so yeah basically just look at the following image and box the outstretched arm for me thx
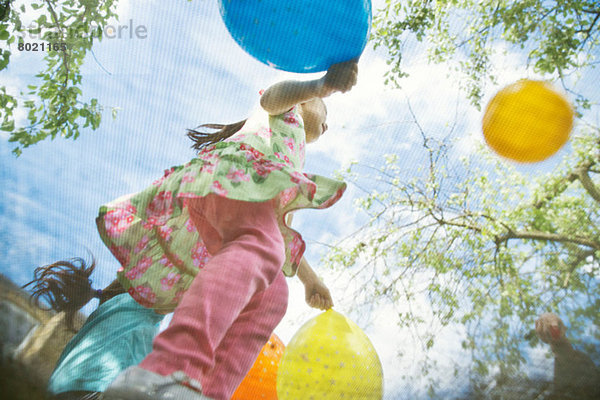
[297,256,334,310]
[260,60,358,115]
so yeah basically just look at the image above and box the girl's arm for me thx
[297,256,334,310]
[260,60,358,115]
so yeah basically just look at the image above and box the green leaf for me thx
[1,119,14,131]
[36,14,47,25]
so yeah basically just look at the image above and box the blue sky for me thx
[2,0,599,398]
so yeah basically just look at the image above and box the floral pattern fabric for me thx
[97,107,346,312]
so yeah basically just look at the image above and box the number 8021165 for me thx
[18,42,67,52]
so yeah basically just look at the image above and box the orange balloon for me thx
[231,334,285,400]
[482,79,573,163]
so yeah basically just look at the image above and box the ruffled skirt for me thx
[97,144,345,312]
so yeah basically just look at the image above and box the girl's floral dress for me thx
[97,106,346,312]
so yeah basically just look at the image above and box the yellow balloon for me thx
[276,310,384,400]
[482,79,573,163]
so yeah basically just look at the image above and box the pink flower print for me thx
[104,209,135,238]
[200,162,215,174]
[142,220,154,230]
[122,202,137,214]
[283,112,300,127]
[110,245,130,267]
[199,144,217,155]
[198,147,218,161]
[185,219,197,233]
[127,287,137,298]
[290,171,306,184]
[178,192,199,200]
[279,187,298,207]
[228,133,246,142]
[191,242,210,268]
[181,171,196,183]
[289,235,305,264]
[146,217,158,226]
[160,272,181,291]
[134,235,150,254]
[252,161,270,178]
[152,176,166,187]
[211,181,228,196]
[307,182,317,199]
[165,167,176,176]
[226,167,250,183]
[137,256,153,273]
[146,191,174,224]
[128,287,149,307]
[252,159,282,177]
[157,225,173,241]
[250,147,264,160]
[131,285,156,307]
[283,137,295,152]
[159,253,182,269]
[256,127,272,139]
[255,166,269,177]
[125,267,141,281]
[241,145,264,162]
[153,167,176,186]
[159,255,175,268]
[125,256,153,280]
[124,264,144,280]
[274,152,293,166]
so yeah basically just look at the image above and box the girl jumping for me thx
[100,60,358,400]
[23,259,164,400]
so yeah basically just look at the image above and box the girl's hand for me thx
[319,60,359,98]
[304,279,334,310]
[296,257,334,310]
[260,60,358,115]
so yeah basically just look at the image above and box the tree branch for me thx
[575,163,600,204]
[44,0,70,88]
[496,230,600,250]
[534,159,599,209]
[431,214,483,234]
[577,11,600,49]
[561,248,596,288]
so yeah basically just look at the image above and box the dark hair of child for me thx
[23,258,126,331]
[187,120,247,151]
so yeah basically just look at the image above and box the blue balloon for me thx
[219,0,372,73]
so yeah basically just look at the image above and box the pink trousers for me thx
[140,194,289,400]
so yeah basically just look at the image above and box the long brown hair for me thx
[187,119,247,151]
[22,258,125,331]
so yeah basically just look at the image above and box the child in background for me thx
[98,60,358,400]
[535,313,600,399]
[24,259,164,400]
